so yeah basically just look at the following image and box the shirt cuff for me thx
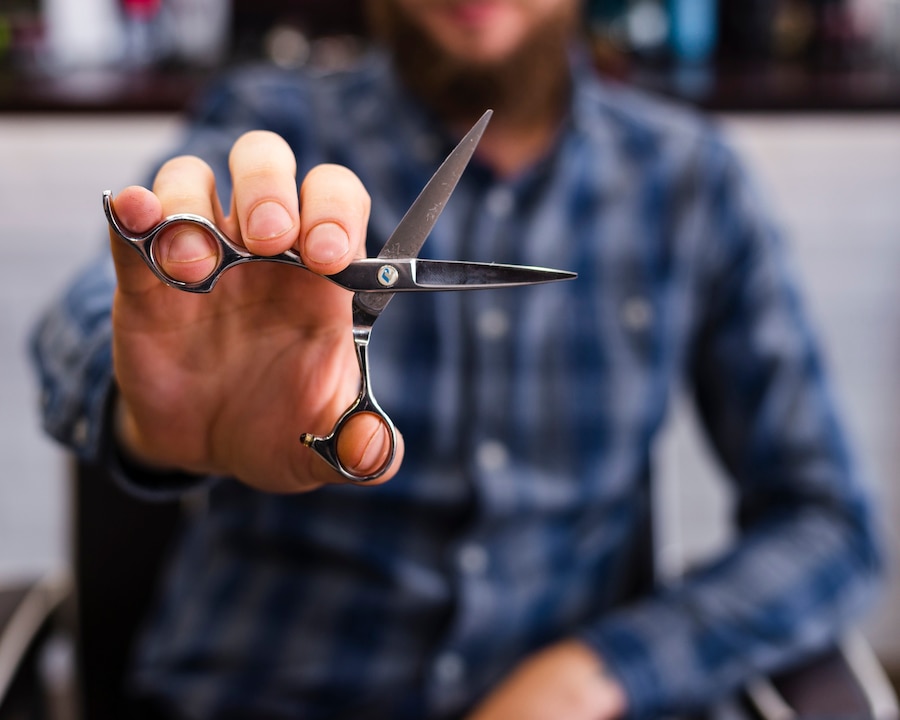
[33,317,117,462]
[578,621,662,720]
[99,386,220,501]
[576,595,699,720]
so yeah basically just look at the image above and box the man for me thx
[31,0,881,717]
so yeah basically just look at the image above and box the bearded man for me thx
[31,0,880,718]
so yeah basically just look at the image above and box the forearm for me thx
[580,501,881,719]
[579,139,878,718]
[31,252,117,461]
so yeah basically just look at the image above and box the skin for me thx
[368,0,577,174]
[110,141,402,491]
[108,0,627,715]
[389,0,559,64]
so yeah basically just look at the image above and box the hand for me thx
[108,130,403,492]
[466,641,627,720]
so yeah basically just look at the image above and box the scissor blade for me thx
[328,258,576,292]
[411,259,576,290]
[377,109,492,261]
[356,110,492,318]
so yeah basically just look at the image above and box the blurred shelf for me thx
[3,62,900,114]
[623,63,900,112]
[0,67,212,113]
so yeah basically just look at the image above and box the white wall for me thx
[0,115,182,579]
[1,112,898,663]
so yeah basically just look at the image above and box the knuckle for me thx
[153,157,216,207]
[156,155,214,184]
[301,164,370,220]
[230,131,296,176]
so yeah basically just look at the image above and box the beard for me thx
[365,0,578,130]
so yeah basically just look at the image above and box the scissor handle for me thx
[300,326,397,482]
[102,190,305,293]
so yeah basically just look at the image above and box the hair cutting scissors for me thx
[103,110,576,482]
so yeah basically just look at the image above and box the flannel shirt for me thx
[30,49,881,719]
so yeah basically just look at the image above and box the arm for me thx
[577,145,883,718]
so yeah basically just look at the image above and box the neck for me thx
[437,60,571,177]
[457,97,567,177]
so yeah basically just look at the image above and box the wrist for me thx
[111,391,175,473]
[101,388,213,498]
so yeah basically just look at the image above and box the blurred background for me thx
[1,0,899,698]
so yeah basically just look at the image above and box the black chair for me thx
[0,458,182,720]
[1,458,897,720]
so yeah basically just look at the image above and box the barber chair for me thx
[0,458,181,720]
[1,458,897,720]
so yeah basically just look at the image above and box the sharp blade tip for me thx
[539,270,577,284]
[466,110,493,143]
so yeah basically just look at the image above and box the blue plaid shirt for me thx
[31,50,881,719]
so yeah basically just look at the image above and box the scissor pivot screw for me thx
[377,264,399,288]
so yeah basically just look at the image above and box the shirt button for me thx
[486,186,514,218]
[477,308,510,341]
[457,543,489,575]
[476,440,509,473]
[71,416,89,447]
[621,296,654,331]
[433,652,466,685]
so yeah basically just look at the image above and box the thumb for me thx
[107,185,167,295]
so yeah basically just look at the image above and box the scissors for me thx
[103,110,576,482]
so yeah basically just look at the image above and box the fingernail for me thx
[354,426,390,476]
[306,222,350,265]
[247,201,294,241]
[165,228,216,264]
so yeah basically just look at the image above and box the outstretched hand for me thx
[108,130,403,492]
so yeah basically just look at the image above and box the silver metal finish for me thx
[104,110,577,481]
[299,304,397,482]
[102,193,308,294]
[356,109,493,318]
[327,258,575,292]
[102,201,574,295]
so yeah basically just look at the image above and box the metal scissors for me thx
[103,110,576,482]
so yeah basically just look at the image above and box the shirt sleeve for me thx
[28,247,216,499]
[578,142,883,719]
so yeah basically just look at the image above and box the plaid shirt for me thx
[31,50,881,719]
